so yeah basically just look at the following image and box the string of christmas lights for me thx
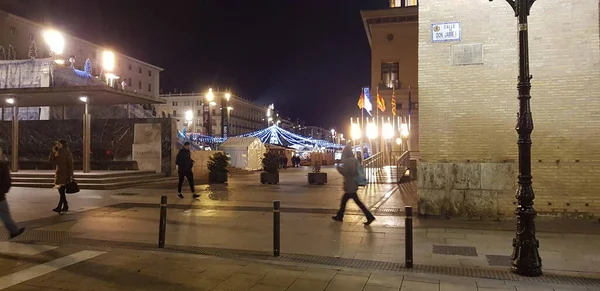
[182,125,343,149]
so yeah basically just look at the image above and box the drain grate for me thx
[486,255,512,267]
[5,230,600,287]
[433,245,478,257]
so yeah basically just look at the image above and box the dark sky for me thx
[5,0,388,130]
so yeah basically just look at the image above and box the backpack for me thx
[355,163,368,187]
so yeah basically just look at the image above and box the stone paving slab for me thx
[0,246,595,291]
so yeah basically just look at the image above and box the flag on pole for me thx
[376,88,386,112]
[391,87,397,116]
[357,91,364,109]
[408,86,412,116]
[362,87,373,116]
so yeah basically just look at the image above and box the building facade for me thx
[361,0,419,152]
[0,9,162,98]
[417,0,600,219]
[157,92,268,137]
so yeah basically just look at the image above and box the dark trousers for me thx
[177,170,195,193]
[57,186,67,206]
[336,192,374,220]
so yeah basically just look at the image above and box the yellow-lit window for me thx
[406,0,417,6]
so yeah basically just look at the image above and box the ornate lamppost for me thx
[490,0,542,276]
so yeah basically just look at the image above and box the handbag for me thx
[65,179,80,194]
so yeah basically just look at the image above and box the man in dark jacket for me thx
[0,147,25,238]
[175,142,199,199]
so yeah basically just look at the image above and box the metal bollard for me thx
[273,200,280,257]
[405,206,413,268]
[158,195,167,248]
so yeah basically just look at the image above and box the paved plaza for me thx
[0,167,598,290]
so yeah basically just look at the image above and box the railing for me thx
[396,151,411,184]
[362,152,384,184]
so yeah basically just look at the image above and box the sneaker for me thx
[177,193,184,199]
[331,216,343,222]
[10,228,25,239]
[364,217,376,226]
[192,194,200,199]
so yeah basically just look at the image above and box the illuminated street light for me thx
[400,124,409,137]
[227,106,233,111]
[396,137,401,145]
[382,123,394,140]
[79,96,88,103]
[351,123,362,140]
[225,93,231,101]
[5,98,15,105]
[366,123,378,140]
[185,110,193,122]
[206,88,214,102]
[102,51,115,72]
[43,29,64,56]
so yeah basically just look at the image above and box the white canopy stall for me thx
[219,137,266,171]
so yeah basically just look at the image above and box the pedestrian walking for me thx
[49,140,74,214]
[176,142,199,199]
[0,147,25,239]
[282,155,288,170]
[332,145,375,225]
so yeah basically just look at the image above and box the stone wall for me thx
[418,0,600,219]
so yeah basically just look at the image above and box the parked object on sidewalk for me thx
[273,200,280,257]
[308,162,327,185]
[260,152,280,184]
[49,140,74,214]
[207,152,229,184]
[176,142,199,199]
[0,147,25,239]
[158,195,167,248]
[332,145,375,225]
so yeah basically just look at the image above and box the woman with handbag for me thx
[49,140,74,214]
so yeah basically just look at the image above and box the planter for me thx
[209,172,228,184]
[260,172,279,184]
[308,172,327,185]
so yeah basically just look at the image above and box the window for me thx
[212,109,216,115]
[138,81,142,89]
[197,110,201,116]
[138,67,142,74]
[9,26,17,36]
[381,62,400,89]
[127,78,132,86]
[148,70,152,77]
[173,110,177,116]
[172,101,178,106]
[391,0,417,7]
[128,64,132,70]
[148,83,152,92]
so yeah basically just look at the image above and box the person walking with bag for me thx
[332,145,375,226]
[176,142,199,199]
[0,147,25,238]
[49,140,74,214]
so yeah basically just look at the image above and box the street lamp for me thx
[102,50,119,86]
[5,98,15,105]
[350,123,362,141]
[490,0,542,277]
[366,122,378,140]
[205,88,215,136]
[42,29,64,57]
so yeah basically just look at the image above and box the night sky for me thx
[5,0,389,130]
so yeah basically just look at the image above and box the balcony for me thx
[378,80,400,90]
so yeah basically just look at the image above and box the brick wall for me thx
[417,0,600,219]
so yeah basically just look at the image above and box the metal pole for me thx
[83,103,91,173]
[127,104,131,119]
[273,200,280,257]
[405,206,413,268]
[491,0,542,277]
[11,106,18,172]
[158,195,167,248]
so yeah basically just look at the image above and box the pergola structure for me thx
[0,86,165,173]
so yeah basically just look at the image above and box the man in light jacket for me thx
[332,145,375,225]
